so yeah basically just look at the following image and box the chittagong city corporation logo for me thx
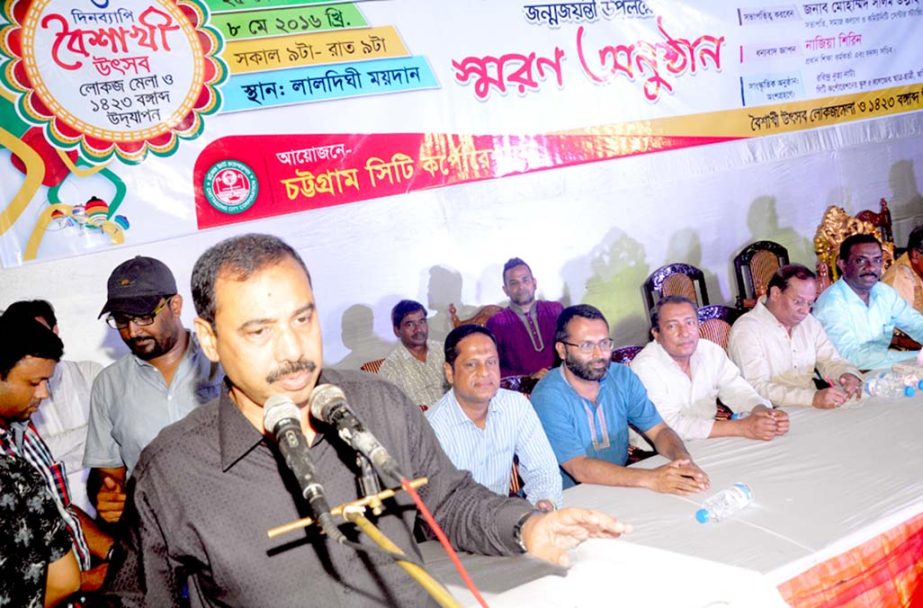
[204,160,259,214]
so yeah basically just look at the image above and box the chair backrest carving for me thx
[611,345,643,364]
[856,198,893,245]
[642,263,710,320]
[814,205,894,287]
[448,303,504,328]
[697,305,739,352]
[359,359,384,374]
[733,240,789,309]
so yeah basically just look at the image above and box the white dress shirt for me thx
[631,339,769,440]
[728,299,860,407]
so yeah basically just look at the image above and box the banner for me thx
[1,0,922,266]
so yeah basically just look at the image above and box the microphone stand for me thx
[356,454,383,516]
[266,477,463,608]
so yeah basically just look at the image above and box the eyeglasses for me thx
[560,338,615,353]
[106,298,170,329]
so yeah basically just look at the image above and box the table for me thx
[424,394,923,606]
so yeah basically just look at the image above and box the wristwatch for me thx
[512,510,539,553]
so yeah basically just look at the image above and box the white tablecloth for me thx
[423,394,923,606]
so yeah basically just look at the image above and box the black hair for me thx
[502,257,532,283]
[767,264,817,295]
[907,225,923,253]
[554,304,608,343]
[444,324,498,367]
[0,316,63,380]
[650,295,697,331]
[1,299,57,329]
[391,300,426,329]
[192,234,311,327]
[838,233,881,261]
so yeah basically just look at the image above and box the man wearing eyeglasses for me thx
[729,264,862,409]
[632,296,787,441]
[84,256,223,525]
[531,304,710,494]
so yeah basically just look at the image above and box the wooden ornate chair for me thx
[814,205,895,291]
[448,303,503,327]
[500,375,538,395]
[856,198,894,246]
[611,345,644,364]
[642,263,710,320]
[697,305,740,353]
[359,358,384,374]
[733,241,789,309]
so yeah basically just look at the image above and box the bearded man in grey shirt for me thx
[101,234,628,607]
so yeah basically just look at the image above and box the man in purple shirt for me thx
[487,258,564,379]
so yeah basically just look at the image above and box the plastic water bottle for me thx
[863,371,915,398]
[892,363,923,392]
[695,482,753,524]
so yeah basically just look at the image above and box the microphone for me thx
[309,384,406,484]
[263,395,342,541]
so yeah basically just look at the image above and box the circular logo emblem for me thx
[204,160,258,214]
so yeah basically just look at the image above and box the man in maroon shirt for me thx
[487,258,564,379]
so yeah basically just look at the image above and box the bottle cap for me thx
[904,386,915,397]
[695,508,709,524]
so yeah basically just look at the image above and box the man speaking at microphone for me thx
[102,234,628,607]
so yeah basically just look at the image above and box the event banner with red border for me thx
[193,130,735,228]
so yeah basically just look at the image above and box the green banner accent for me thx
[206,0,347,12]
[210,4,366,41]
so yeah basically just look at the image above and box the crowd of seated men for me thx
[4,228,923,605]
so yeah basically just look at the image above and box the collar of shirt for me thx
[510,303,537,323]
[393,340,437,363]
[557,363,616,397]
[217,371,335,472]
[128,329,198,372]
[834,278,886,306]
[441,388,509,428]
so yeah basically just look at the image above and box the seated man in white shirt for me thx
[631,295,789,441]
[729,264,862,409]
[427,325,562,510]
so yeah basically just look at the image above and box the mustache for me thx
[266,359,317,384]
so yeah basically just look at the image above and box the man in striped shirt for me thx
[0,316,115,595]
[427,324,562,509]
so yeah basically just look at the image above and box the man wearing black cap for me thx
[83,256,223,525]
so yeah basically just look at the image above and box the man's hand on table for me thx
[645,458,709,495]
[521,507,631,567]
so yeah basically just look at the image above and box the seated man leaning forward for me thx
[531,304,710,495]
[379,299,445,408]
[631,296,789,441]
[729,264,862,409]
[813,233,923,370]
[427,324,563,510]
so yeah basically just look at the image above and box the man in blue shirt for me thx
[531,304,709,493]
[813,234,923,370]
